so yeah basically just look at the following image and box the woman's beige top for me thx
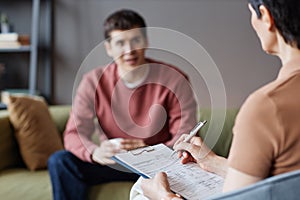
[229,57,300,178]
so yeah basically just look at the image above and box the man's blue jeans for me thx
[48,150,139,200]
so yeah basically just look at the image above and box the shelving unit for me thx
[0,0,53,102]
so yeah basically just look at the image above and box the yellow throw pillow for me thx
[7,95,63,171]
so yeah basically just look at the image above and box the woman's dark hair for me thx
[248,0,263,18]
[248,0,300,49]
[104,9,147,40]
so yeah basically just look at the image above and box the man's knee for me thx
[48,150,72,169]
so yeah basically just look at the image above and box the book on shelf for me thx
[0,33,30,49]
[0,33,18,42]
[0,41,21,49]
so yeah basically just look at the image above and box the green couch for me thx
[0,105,239,200]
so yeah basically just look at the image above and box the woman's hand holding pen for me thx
[173,134,228,178]
[173,134,210,165]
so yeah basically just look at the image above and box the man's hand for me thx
[91,140,119,165]
[91,138,146,165]
[141,172,182,200]
[119,139,146,151]
[173,135,228,177]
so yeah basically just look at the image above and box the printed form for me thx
[113,144,224,200]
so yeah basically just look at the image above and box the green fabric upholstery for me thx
[49,105,71,134]
[0,105,238,200]
[0,168,134,200]
[0,106,71,200]
[0,169,52,200]
[0,105,139,200]
[199,108,239,158]
[89,182,134,200]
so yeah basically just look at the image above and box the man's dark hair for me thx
[104,9,147,40]
[248,0,300,49]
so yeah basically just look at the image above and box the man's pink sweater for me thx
[64,59,197,162]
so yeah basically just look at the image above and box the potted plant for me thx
[0,13,10,33]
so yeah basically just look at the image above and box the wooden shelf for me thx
[0,45,31,52]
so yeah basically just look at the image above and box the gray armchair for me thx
[209,169,300,200]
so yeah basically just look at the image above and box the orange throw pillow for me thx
[7,95,63,171]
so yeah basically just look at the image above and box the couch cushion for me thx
[89,182,135,200]
[0,169,52,200]
[0,168,135,200]
[6,96,64,171]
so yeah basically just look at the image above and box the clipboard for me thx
[112,146,155,178]
[112,143,223,200]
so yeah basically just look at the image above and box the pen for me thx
[170,120,207,158]
[183,120,207,143]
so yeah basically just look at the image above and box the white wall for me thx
[54,0,281,107]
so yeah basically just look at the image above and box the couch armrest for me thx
[0,110,23,171]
